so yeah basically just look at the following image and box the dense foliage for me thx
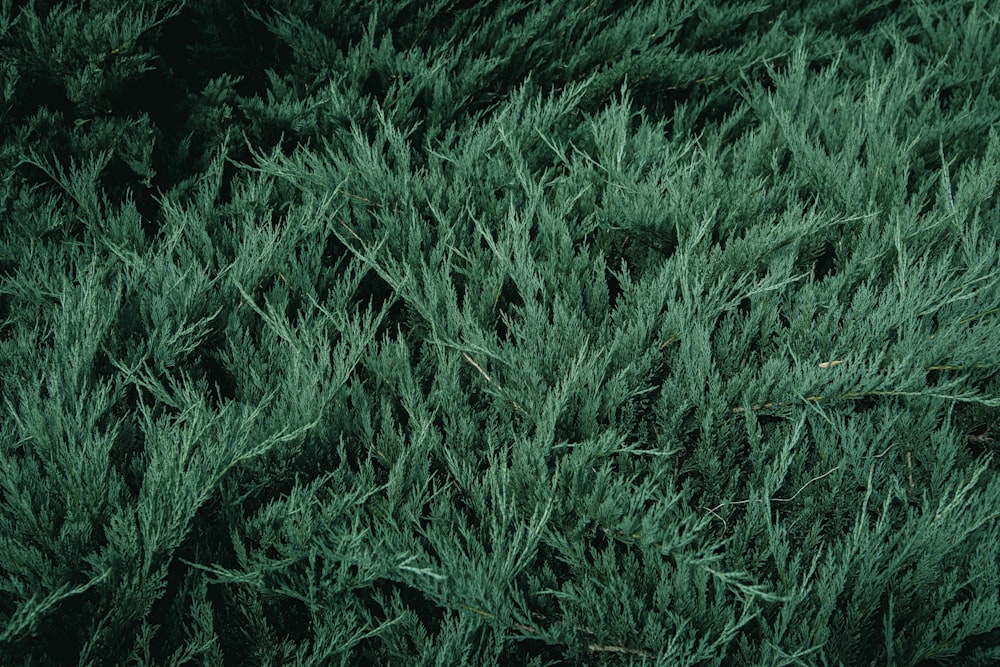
[2,0,999,664]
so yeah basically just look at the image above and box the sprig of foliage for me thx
[1,0,999,664]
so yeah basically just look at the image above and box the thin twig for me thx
[907,451,914,493]
[338,217,363,242]
[704,444,895,526]
[588,643,656,659]
[462,352,491,382]
[462,352,527,415]
[722,358,998,413]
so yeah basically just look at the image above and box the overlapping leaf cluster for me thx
[1,1,999,664]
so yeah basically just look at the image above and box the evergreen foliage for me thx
[1,0,999,664]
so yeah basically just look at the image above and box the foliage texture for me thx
[1,0,1000,664]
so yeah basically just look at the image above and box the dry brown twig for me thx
[703,443,896,529]
[729,358,996,414]
[462,352,527,415]
[588,643,656,659]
